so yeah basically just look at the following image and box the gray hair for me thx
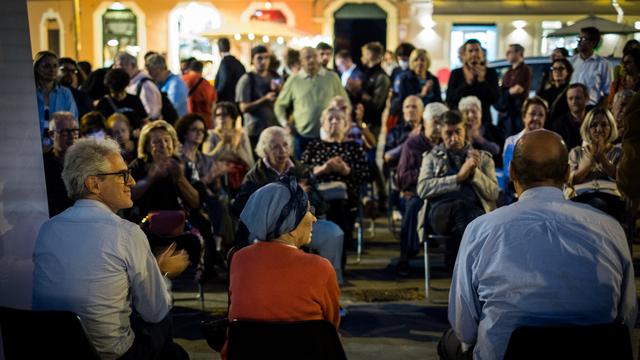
[458,95,482,111]
[49,111,77,130]
[61,138,121,200]
[145,54,167,71]
[255,126,292,158]
[423,102,448,126]
[137,120,180,161]
[114,52,137,68]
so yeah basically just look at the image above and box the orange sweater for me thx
[221,242,340,359]
[228,241,340,327]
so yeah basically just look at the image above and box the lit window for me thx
[541,21,564,56]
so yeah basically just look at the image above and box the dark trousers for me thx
[400,195,423,259]
[437,328,473,360]
[118,314,189,360]
[572,191,624,222]
[326,199,357,269]
[429,199,484,269]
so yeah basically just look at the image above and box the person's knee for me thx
[312,220,344,245]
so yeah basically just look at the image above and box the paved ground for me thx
[170,217,640,359]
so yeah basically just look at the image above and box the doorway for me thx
[333,3,387,67]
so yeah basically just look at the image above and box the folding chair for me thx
[0,306,101,360]
[504,322,632,360]
[227,319,347,360]
[421,204,451,302]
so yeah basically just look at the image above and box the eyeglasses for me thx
[95,169,132,183]
[53,128,80,136]
[59,66,78,74]
[551,66,566,72]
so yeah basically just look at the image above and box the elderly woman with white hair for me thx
[221,177,340,359]
[567,108,624,220]
[395,102,448,275]
[301,107,369,255]
[232,126,345,284]
[459,95,504,167]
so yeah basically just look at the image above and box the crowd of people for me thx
[30,25,640,360]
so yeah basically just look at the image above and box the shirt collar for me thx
[262,157,294,176]
[74,199,114,212]
[518,186,564,202]
[300,68,325,79]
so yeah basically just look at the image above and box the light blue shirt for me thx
[36,83,78,135]
[569,53,612,106]
[500,130,525,189]
[160,73,189,117]
[449,187,637,360]
[340,64,356,87]
[32,200,172,359]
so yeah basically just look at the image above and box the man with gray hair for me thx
[396,102,448,275]
[33,138,189,360]
[114,51,163,120]
[441,129,636,360]
[145,53,189,117]
[275,46,348,157]
[43,111,79,217]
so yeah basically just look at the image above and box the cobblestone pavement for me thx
[171,218,640,359]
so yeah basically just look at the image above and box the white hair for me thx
[423,102,448,125]
[48,111,77,130]
[61,138,121,200]
[255,126,292,158]
[458,96,482,111]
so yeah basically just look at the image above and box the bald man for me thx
[440,129,637,360]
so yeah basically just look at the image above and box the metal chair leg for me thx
[424,239,430,302]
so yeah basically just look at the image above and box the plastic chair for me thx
[0,306,101,360]
[504,322,632,360]
[227,319,347,360]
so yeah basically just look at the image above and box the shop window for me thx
[450,24,497,69]
[541,21,566,56]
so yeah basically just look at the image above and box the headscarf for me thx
[240,176,309,242]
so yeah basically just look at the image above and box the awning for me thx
[547,16,640,37]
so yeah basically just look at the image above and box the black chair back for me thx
[0,306,101,360]
[227,319,347,360]
[504,322,633,360]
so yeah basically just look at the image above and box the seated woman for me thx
[459,95,504,168]
[175,113,233,250]
[106,113,137,163]
[568,108,624,221]
[203,101,254,197]
[223,177,340,358]
[502,96,549,195]
[128,120,211,271]
[301,107,369,252]
[233,126,345,284]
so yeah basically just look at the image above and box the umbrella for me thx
[547,15,640,37]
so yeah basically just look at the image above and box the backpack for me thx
[136,77,178,124]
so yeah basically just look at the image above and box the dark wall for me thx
[334,18,387,68]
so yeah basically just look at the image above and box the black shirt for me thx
[96,94,148,130]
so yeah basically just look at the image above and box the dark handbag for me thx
[201,317,229,352]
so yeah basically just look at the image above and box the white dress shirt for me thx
[570,53,612,105]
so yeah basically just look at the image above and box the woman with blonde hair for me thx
[396,48,442,108]
[567,108,623,220]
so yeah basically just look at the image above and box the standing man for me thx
[274,47,348,157]
[499,44,532,137]
[236,45,281,150]
[441,129,636,360]
[43,112,79,217]
[360,42,391,138]
[446,39,499,127]
[335,49,365,105]
[145,53,189,117]
[570,26,612,107]
[215,37,246,103]
[183,60,217,128]
[316,42,334,71]
[33,138,190,360]
[114,52,162,120]
[417,110,498,270]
